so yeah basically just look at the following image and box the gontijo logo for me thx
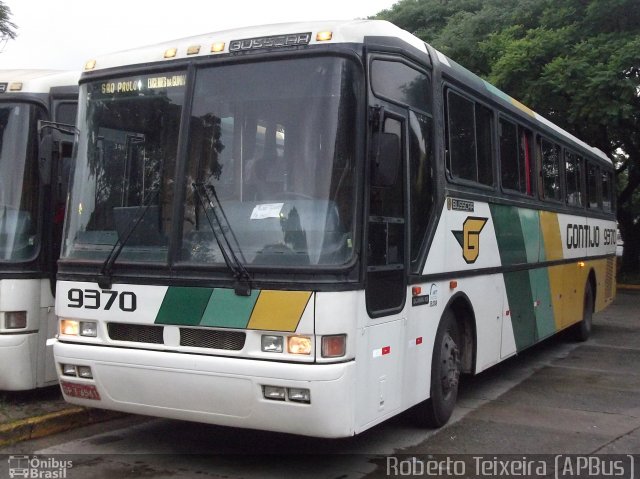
[452,217,488,264]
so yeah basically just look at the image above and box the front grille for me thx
[108,323,164,344]
[180,328,246,351]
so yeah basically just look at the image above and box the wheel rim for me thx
[440,330,461,400]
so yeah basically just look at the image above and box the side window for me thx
[602,170,613,212]
[500,119,533,195]
[446,90,493,186]
[539,137,561,201]
[55,102,77,126]
[370,60,431,115]
[586,162,599,209]
[409,110,433,269]
[565,150,583,207]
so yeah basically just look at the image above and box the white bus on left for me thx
[0,70,78,390]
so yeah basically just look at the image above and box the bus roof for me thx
[81,19,610,164]
[0,69,80,94]
[82,20,428,71]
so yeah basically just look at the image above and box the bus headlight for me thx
[287,336,312,355]
[5,311,27,329]
[60,319,97,337]
[79,322,98,337]
[261,335,283,353]
[60,319,79,336]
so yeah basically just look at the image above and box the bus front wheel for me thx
[573,281,594,342]
[417,309,461,428]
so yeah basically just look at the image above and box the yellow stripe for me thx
[539,211,563,261]
[247,290,312,332]
[511,98,536,118]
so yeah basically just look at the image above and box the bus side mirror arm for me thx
[38,133,53,186]
[37,120,78,186]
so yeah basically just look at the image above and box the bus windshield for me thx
[0,103,42,262]
[63,56,360,269]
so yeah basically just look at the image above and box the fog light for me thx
[80,321,97,337]
[261,335,283,353]
[287,336,312,355]
[287,388,311,403]
[62,364,77,377]
[321,334,346,358]
[77,366,93,379]
[263,385,286,401]
[60,319,79,336]
[5,311,27,329]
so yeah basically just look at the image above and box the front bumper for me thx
[53,339,357,438]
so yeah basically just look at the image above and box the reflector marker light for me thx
[9,82,23,91]
[164,48,178,58]
[316,31,333,41]
[187,45,201,55]
[84,59,97,71]
[373,346,391,357]
[211,42,225,53]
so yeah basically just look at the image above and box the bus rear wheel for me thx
[416,309,461,428]
[573,281,594,342]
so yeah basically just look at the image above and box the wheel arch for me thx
[442,291,477,374]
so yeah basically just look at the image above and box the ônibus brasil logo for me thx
[8,455,72,479]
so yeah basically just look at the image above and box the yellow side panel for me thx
[247,290,312,332]
[561,264,588,328]
[539,211,564,261]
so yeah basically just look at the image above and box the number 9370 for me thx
[67,288,137,312]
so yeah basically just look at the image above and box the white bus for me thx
[53,21,616,437]
[0,70,78,390]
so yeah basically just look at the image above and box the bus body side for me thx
[0,70,78,390]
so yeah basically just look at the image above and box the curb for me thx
[0,407,126,447]
[617,284,640,291]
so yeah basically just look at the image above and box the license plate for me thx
[60,381,101,400]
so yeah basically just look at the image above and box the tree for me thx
[0,1,17,51]
[375,0,640,274]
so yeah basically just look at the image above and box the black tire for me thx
[415,309,462,428]
[573,281,594,342]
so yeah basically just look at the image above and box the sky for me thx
[1,0,397,70]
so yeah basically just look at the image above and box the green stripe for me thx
[155,287,213,326]
[503,270,537,350]
[200,288,259,329]
[530,268,556,339]
[490,204,528,265]
[518,209,540,263]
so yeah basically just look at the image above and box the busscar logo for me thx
[452,217,488,264]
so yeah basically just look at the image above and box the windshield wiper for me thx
[97,189,159,290]
[192,182,252,296]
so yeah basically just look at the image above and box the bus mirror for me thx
[39,132,53,185]
[371,132,400,187]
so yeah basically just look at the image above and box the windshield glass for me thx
[181,57,359,267]
[62,57,360,270]
[0,103,43,262]
[63,71,187,262]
